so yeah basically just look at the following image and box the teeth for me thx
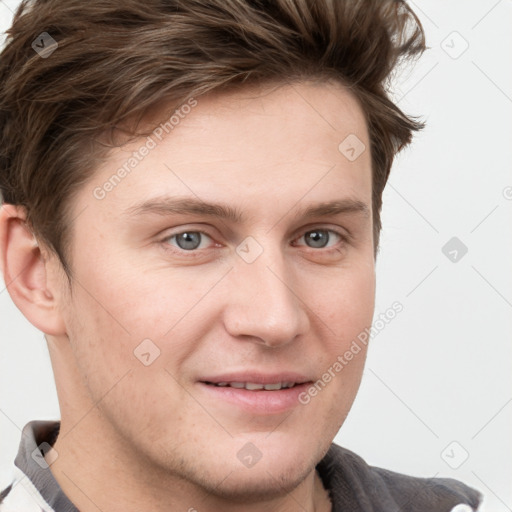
[245,382,265,390]
[212,381,297,390]
[263,382,282,390]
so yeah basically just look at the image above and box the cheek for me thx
[63,255,221,387]
[62,269,195,437]
[303,258,375,398]
[310,258,375,340]
[305,267,374,437]
[63,284,135,397]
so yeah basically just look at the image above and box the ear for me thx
[0,203,67,335]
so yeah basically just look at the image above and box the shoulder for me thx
[317,443,483,512]
[0,476,49,511]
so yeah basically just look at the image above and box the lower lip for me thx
[197,382,311,414]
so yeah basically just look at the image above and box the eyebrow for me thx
[124,195,370,223]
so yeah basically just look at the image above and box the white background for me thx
[0,0,511,510]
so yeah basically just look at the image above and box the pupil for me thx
[306,230,328,248]
[177,232,201,250]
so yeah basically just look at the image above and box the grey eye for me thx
[174,232,202,250]
[304,230,330,248]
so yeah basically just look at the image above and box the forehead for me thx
[159,80,368,163]
[80,81,371,226]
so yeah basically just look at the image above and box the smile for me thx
[204,381,298,390]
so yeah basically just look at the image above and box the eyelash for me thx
[159,227,348,256]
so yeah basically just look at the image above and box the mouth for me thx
[197,375,313,414]
[202,381,301,391]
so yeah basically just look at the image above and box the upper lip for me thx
[199,372,313,385]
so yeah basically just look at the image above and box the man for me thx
[0,0,483,510]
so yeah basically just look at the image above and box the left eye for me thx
[295,229,342,249]
[165,231,213,251]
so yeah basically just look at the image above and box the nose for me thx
[222,242,310,348]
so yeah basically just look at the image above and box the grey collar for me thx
[14,420,79,512]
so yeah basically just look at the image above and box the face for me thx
[53,81,375,499]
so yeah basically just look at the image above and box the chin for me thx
[224,437,321,497]
[156,437,318,503]
[150,426,326,501]
[201,457,315,503]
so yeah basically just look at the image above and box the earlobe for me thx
[0,203,67,335]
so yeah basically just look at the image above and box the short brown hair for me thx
[0,0,425,276]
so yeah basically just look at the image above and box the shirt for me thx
[0,420,483,511]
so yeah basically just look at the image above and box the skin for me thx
[0,80,375,512]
